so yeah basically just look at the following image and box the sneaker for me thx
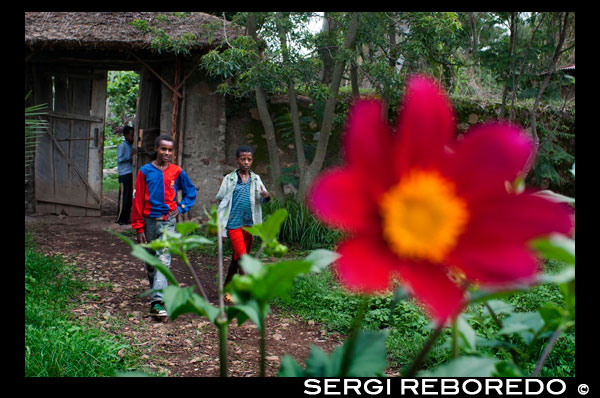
[150,302,168,317]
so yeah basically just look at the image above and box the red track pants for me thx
[225,228,253,285]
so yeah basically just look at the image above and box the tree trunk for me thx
[298,12,360,200]
[499,13,517,120]
[528,12,570,172]
[247,13,285,199]
[275,13,307,197]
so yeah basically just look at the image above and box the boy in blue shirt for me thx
[116,126,134,225]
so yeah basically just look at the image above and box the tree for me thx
[529,12,573,160]
[202,12,360,201]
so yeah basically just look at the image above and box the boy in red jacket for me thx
[131,134,196,317]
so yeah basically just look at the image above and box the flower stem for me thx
[217,211,225,316]
[217,315,228,377]
[339,297,368,377]
[451,320,459,359]
[532,325,564,377]
[259,309,266,377]
[404,325,444,377]
[181,253,209,302]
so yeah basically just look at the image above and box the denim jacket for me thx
[215,170,269,238]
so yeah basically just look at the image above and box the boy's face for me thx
[156,140,175,164]
[236,152,253,171]
[124,131,134,143]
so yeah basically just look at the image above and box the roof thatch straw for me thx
[25,12,243,53]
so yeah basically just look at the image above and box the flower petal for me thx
[334,237,399,293]
[446,123,534,202]
[395,260,466,325]
[344,100,393,168]
[459,190,574,246]
[395,75,455,174]
[343,99,397,197]
[448,243,540,287]
[308,167,379,234]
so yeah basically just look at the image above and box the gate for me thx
[34,67,107,216]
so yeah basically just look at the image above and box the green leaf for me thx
[485,299,514,315]
[538,303,564,330]
[530,235,575,265]
[182,235,213,251]
[253,259,312,302]
[418,356,499,377]
[111,231,179,286]
[175,221,200,236]
[304,345,333,376]
[239,254,264,276]
[278,355,307,377]
[457,315,476,349]
[261,208,288,241]
[244,209,288,243]
[162,285,219,322]
[499,312,544,344]
[304,249,341,273]
[334,330,388,377]
[286,331,387,377]
[227,301,263,329]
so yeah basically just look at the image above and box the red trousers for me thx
[228,228,253,260]
[225,228,253,284]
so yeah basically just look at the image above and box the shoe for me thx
[150,302,168,317]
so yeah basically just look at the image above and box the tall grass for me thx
[263,196,342,250]
[25,232,138,377]
[273,259,575,376]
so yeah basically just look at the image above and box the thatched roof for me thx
[25,12,242,53]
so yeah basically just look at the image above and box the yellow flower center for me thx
[379,170,469,263]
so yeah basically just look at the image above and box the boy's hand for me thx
[137,232,147,244]
[260,185,270,199]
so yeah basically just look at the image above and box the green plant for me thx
[25,91,48,184]
[264,197,342,250]
[114,208,340,377]
[25,232,140,376]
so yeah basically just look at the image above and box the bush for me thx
[264,196,342,250]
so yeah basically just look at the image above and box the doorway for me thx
[102,70,141,218]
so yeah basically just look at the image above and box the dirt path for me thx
[25,193,344,377]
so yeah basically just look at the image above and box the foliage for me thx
[129,13,199,55]
[106,71,140,129]
[263,196,342,250]
[113,209,340,377]
[25,91,48,184]
[25,233,140,376]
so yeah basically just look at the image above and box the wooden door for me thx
[34,67,107,216]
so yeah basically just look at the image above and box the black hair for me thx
[235,145,254,158]
[154,134,174,148]
[122,125,133,135]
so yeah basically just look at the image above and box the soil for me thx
[24,191,346,377]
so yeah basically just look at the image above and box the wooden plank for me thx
[70,76,92,210]
[47,111,103,123]
[88,70,107,214]
[36,196,104,210]
[131,52,182,99]
[32,65,57,214]
[44,126,101,206]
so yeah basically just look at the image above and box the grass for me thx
[272,255,575,376]
[25,232,143,377]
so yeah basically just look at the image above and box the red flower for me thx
[308,75,574,325]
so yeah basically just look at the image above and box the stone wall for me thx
[160,63,228,219]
